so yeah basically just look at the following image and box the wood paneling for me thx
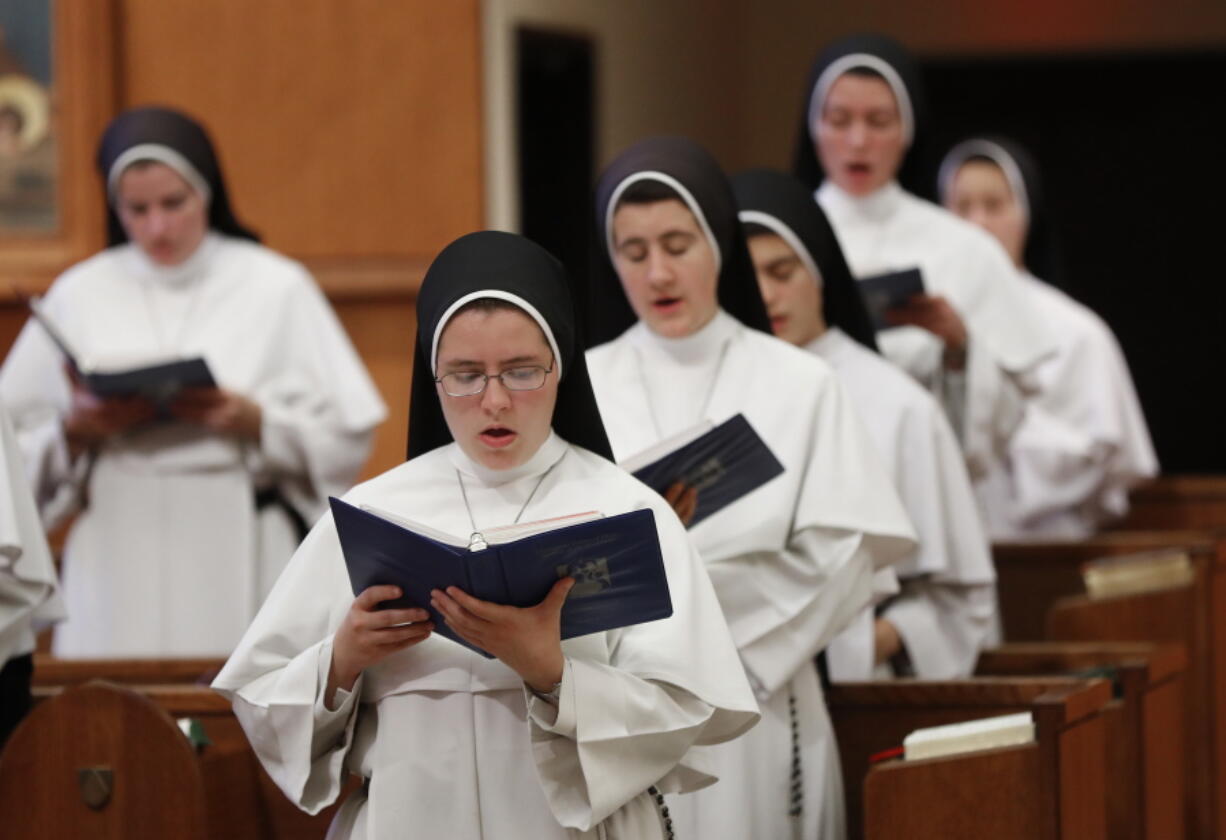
[117,0,483,262]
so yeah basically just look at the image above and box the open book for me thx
[903,712,1035,761]
[329,497,674,657]
[620,413,784,529]
[1081,549,1194,600]
[26,295,215,402]
[857,267,926,330]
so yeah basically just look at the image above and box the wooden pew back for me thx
[1119,476,1226,531]
[994,531,1225,839]
[976,642,1186,840]
[864,744,1043,840]
[828,677,1110,840]
[0,682,211,840]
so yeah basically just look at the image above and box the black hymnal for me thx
[330,497,674,658]
[621,413,785,528]
[858,267,926,330]
[26,295,215,402]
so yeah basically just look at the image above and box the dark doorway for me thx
[517,28,596,284]
[919,50,1226,472]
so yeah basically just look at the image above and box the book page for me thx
[482,511,604,544]
[359,503,468,548]
[618,419,714,474]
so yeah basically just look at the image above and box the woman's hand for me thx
[63,374,156,458]
[663,481,699,527]
[431,577,575,692]
[168,386,262,441]
[873,617,903,665]
[886,294,969,370]
[328,585,434,707]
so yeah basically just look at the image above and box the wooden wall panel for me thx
[334,296,416,478]
[116,0,483,263]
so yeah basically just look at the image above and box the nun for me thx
[212,230,759,838]
[0,106,386,657]
[1,403,64,747]
[584,136,916,840]
[938,137,1158,538]
[794,35,1056,493]
[732,168,997,680]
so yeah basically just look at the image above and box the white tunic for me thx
[0,233,386,657]
[1,405,64,667]
[975,273,1158,539]
[816,181,1055,483]
[586,311,916,840]
[212,433,760,839]
[812,329,997,680]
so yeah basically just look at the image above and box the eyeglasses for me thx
[435,360,555,397]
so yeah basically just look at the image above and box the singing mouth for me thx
[847,162,872,176]
[479,426,517,448]
[653,296,682,310]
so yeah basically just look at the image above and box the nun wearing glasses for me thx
[214,230,759,839]
[0,106,385,657]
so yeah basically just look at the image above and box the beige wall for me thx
[482,0,743,230]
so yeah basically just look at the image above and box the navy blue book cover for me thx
[85,358,217,402]
[330,498,674,658]
[26,296,215,401]
[630,413,784,528]
[858,267,926,330]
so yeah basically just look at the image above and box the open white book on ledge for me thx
[903,712,1035,761]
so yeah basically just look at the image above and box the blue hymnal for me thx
[329,498,674,658]
[623,413,785,529]
[26,295,216,402]
[858,267,926,330]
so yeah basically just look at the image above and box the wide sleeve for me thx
[708,376,916,698]
[243,267,387,520]
[0,408,65,665]
[211,513,359,814]
[882,578,999,678]
[525,506,760,831]
[0,290,88,530]
[1001,314,1158,530]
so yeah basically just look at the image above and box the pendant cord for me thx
[455,451,566,546]
[635,336,732,440]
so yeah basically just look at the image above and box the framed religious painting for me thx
[0,0,116,298]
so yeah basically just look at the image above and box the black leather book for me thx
[26,296,215,401]
[858,267,926,330]
[623,413,785,528]
[330,498,674,658]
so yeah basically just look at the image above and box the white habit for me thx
[0,233,386,657]
[813,328,997,680]
[816,181,1055,485]
[975,273,1158,539]
[586,311,916,840]
[1,405,64,669]
[212,433,760,839]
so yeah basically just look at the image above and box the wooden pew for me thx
[828,677,1110,840]
[994,531,1226,839]
[3,674,345,839]
[1118,476,1226,531]
[975,642,1185,840]
[30,654,224,688]
[863,743,1043,839]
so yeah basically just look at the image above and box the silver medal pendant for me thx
[467,532,489,552]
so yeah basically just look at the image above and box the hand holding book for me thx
[431,577,575,692]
